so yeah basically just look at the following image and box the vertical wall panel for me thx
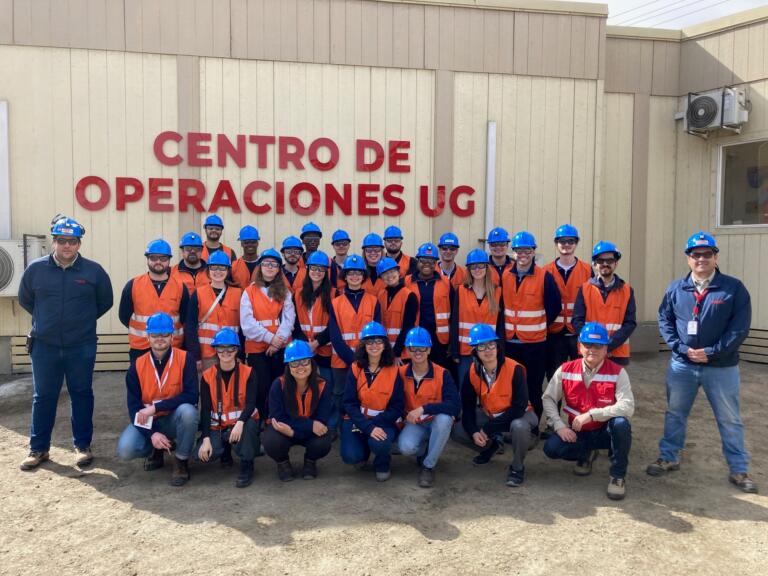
[0,0,13,43]
[407,4,424,70]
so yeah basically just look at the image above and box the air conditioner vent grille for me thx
[0,247,15,291]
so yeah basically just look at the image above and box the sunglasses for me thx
[418,258,437,265]
[468,264,487,271]
[283,249,302,256]
[595,258,616,265]
[408,346,428,354]
[688,251,714,260]
[55,238,80,246]
[289,358,312,368]
[581,343,605,350]
[333,241,350,247]
[557,239,577,245]
[364,338,386,347]
[439,246,458,252]
[147,255,170,263]
[476,341,497,352]
[216,346,238,354]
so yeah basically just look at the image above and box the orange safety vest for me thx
[361,275,385,297]
[581,281,632,358]
[351,364,398,418]
[231,258,257,289]
[295,293,332,358]
[456,285,501,356]
[468,357,522,418]
[202,362,258,429]
[399,363,445,421]
[405,275,451,345]
[278,376,327,418]
[396,253,413,277]
[330,260,346,292]
[128,274,185,350]
[285,266,307,294]
[378,285,418,359]
[502,266,548,343]
[136,348,187,417]
[243,284,286,354]
[560,358,621,432]
[543,259,592,334]
[196,285,242,359]
[438,263,467,288]
[330,292,378,368]
[171,264,210,296]
[488,258,513,287]
[201,244,235,262]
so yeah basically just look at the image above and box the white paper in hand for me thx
[134,413,153,430]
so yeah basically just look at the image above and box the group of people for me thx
[16,214,758,500]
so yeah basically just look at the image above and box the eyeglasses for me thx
[147,255,170,263]
[289,358,312,368]
[182,247,201,253]
[557,239,577,245]
[476,341,497,352]
[364,248,383,254]
[408,346,428,354]
[468,264,487,271]
[595,258,616,266]
[260,261,280,269]
[332,241,350,247]
[307,265,327,273]
[345,270,364,277]
[216,346,238,354]
[283,249,302,256]
[439,246,458,252]
[55,238,80,246]
[364,338,385,347]
[303,234,321,240]
[688,251,714,260]
[514,248,534,256]
[208,265,228,273]
[489,242,508,248]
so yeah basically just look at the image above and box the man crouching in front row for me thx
[117,312,199,486]
[542,322,634,500]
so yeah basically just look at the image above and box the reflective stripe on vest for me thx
[197,284,243,359]
[502,266,548,343]
[560,358,620,432]
[136,348,187,417]
[405,276,451,345]
[581,281,631,358]
[353,364,399,418]
[243,285,285,354]
[467,357,520,418]
[128,275,185,350]
[543,259,592,334]
[331,292,378,368]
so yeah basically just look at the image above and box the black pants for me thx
[247,351,285,416]
[504,341,546,422]
[261,426,333,462]
[545,331,580,380]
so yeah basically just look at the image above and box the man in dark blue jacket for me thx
[648,232,757,493]
[18,216,113,471]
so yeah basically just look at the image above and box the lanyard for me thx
[154,350,174,392]
[692,289,709,320]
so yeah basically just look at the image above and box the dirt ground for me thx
[0,352,766,576]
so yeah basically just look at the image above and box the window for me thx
[720,139,768,226]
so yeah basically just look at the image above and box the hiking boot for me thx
[472,440,500,466]
[376,470,391,482]
[646,458,680,476]
[573,450,598,476]
[143,449,165,471]
[418,466,435,488]
[353,460,373,472]
[607,476,626,500]
[277,460,295,482]
[170,457,190,487]
[220,443,233,468]
[506,466,525,487]
[20,451,49,471]
[235,460,254,488]
[729,473,758,494]
[74,447,93,467]
[302,458,318,480]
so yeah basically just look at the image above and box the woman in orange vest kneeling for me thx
[459,324,539,487]
[263,341,334,481]
[340,322,404,482]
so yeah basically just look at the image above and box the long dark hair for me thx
[354,338,395,368]
[254,264,288,302]
[300,267,332,312]
[281,361,321,418]
[205,266,239,287]
[471,339,506,376]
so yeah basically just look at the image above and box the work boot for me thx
[729,473,758,494]
[220,442,233,468]
[472,440,500,466]
[607,476,626,500]
[170,457,190,487]
[376,470,391,482]
[143,449,165,471]
[646,458,680,476]
[235,460,254,488]
[19,451,49,471]
[573,450,598,476]
[277,460,295,482]
[506,466,525,487]
[74,447,94,468]
[418,466,435,488]
[302,458,318,480]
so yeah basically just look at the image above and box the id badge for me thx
[687,320,698,336]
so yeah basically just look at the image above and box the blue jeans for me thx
[116,404,199,461]
[543,417,632,478]
[658,359,749,473]
[330,367,350,431]
[397,414,454,469]
[29,340,97,452]
[340,420,396,473]
[456,356,473,389]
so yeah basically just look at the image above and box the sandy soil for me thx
[0,352,766,576]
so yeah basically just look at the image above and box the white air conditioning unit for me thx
[685,86,749,137]
[0,237,49,297]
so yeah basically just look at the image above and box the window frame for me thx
[716,136,768,229]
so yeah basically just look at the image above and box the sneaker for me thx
[143,449,165,471]
[607,476,626,500]
[277,460,295,482]
[506,466,525,487]
[472,440,500,466]
[376,470,391,482]
[20,451,49,471]
[170,457,190,487]
[646,458,680,476]
[729,473,758,494]
[220,443,233,468]
[235,460,254,488]
[418,466,435,488]
[302,458,318,480]
[573,450,598,476]
[74,447,93,467]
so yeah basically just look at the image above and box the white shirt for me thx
[239,286,296,345]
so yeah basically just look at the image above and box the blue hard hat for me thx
[300,222,323,239]
[146,312,174,335]
[578,322,610,345]
[383,225,403,239]
[465,248,489,266]
[468,324,499,347]
[592,241,622,261]
[207,251,231,267]
[554,224,580,241]
[238,225,260,241]
[342,254,366,271]
[512,231,537,249]
[438,232,460,248]
[486,227,510,244]
[211,328,240,348]
[281,236,303,251]
[404,327,432,348]
[203,214,224,228]
[377,257,399,276]
[50,216,85,238]
[362,233,384,248]
[306,250,330,268]
[180,232,203,248]
[144,239,173,257]
[360,321,387,340]
[416,243,439,259]
[259,248,283,265]
[284,340,314,364]
[685,231,719,254]
[331,229,351,243]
